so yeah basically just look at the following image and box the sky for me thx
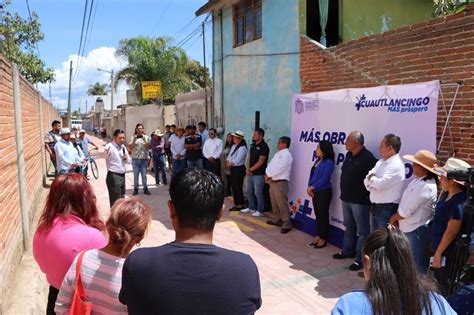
[8,0,212,112]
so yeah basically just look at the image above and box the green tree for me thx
[186,59,211,89]
[87,82,108,96]
[115,36,208,104]
[433,0,470,16]
[0,0,54,83]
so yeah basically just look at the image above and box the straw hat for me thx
[153,129,163,137]
[232,130,245,138]
[403,150,437,173]
[433,157,471,185]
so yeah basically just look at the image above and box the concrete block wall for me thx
[0,55,59,310]
[300,5,474,165]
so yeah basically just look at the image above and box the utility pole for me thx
[85,100,88,114]
[67,60,73,128]
[110,70,114,111]
[202,21,208,125]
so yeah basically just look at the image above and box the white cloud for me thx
[40,47,130,111]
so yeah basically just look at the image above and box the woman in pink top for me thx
[55,197,151,314]
[33,173,107,315]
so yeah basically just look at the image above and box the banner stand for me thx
[438,81,462,158]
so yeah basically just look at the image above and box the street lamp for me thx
[97,68,114,111]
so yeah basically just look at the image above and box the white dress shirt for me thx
[265,148,293,181]
[398,177,437,233]
[226,145,248,166]
[170,135,186,160]
[203,138,223,159]
[104,141,129,174]
[54,139,83,173]
[364,154,405,204]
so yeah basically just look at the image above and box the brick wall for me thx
[300,5,474,164]
[0,55,59,308]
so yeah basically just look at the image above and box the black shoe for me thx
[280,228,291,234]
[349,262,362,271]
[267,220,282,227]
[314,241,327,249]
[144,190,151,195]
[332,252,356,260]
[132,190,138,196]
[163,181,168,185]
[229,206,240,211]
[307,242,317,248]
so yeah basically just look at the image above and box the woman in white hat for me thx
[430,157,469,294]
[389,150,438,273]
[225,131,248,211]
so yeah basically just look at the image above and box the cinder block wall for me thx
[0,55,59,309]
[300,5,474,164]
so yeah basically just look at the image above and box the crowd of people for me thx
[38,119,472,314]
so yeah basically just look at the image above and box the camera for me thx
[137,135,143,139]
[447,168,474,184]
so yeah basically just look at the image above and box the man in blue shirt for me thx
[54,128,85,174]
[77,129,99,178]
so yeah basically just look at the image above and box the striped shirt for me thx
[55,249,127,314]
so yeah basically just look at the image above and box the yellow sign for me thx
[141,81,163,99]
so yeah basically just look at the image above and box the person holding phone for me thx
[430,158,469,295]
[129,124,151,195]
[105,129,129,207]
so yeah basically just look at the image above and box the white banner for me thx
[289,81,439,245]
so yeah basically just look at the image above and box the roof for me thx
[195,0,222,16]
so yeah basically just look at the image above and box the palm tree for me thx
[87,82,109,96]
[114,36,204,104]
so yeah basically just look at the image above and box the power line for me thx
[176,18,211,49]
[73,0,89,81]
[170,16,199,42]
[151,0,173,34]
[74,0,95,82]
[25,0,41,58]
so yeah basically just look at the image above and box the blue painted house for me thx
[196,0,301,149]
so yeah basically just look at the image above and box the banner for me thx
[289,81,439,246]
[142,81,163,99]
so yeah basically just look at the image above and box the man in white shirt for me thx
[203,128,223,180]
[54,128,85,174]
[364,133,406,230]
[170,128,187,176]
[104,129,129,207]
[265,137,293,234]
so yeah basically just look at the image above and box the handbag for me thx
[69,251,92,315]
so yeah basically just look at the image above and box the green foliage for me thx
[0,0,54,83]
[87,82,109,96]
[433,0,470,17]
[115,36,210,104]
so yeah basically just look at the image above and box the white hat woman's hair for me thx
[433,157,471,185]
[232,130,245,138]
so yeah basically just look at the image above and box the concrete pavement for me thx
[87,134,364,315]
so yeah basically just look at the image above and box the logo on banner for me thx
[355,94,430,113]
[295,98,304,114]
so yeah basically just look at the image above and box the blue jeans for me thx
[247,175,265,213]
[172,159,187,176]
[152,154,167,184]
[341,201,370,263]
[132,159,148,192]
[187,158,203,169]
[405,224,431,273]
[371,203,398,231]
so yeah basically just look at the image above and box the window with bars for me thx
[233,0,262,47]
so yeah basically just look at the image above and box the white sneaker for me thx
[251,211,264,217]
[240,208,255,213]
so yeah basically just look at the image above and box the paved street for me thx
[86,135,364,314]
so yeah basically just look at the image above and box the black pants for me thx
[312,188,332,239]
[204,158,222,181]
[230,165,246,206]
[434,245,455,295]
[47,285,59,315]
[106,171,126,207]
[225,174,232,196]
